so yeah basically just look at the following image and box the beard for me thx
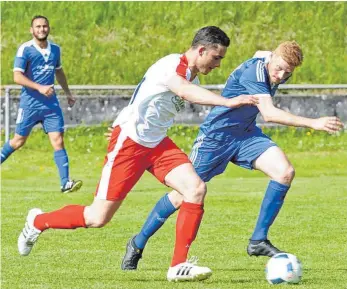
[36,35,48,41]
[33,31,49,41]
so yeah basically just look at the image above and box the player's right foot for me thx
[18,208,43,256]
[61,180,83,193]
[167,260,212,282]
[247,239,283,257]
[121,235,143,270]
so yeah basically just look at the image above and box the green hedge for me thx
[2,2,346,84]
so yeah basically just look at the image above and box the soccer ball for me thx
[265,253,303,284]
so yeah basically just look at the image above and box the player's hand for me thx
[104,127,114,141]
[226,95,259,108]
[38,84,54,97]
[67,95,76,107]
[311,116,344,133]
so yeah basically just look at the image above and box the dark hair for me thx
[191,26,230,49]
[31,15,49,27]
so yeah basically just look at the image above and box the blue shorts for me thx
[189,128,277,182]
[15,108,64,136]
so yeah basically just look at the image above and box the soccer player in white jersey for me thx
[17,26,259,282]
[121,41,343,270]
[1,16,82,193]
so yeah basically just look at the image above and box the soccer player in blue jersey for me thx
[121,41,343,269]
[1,16,82,193]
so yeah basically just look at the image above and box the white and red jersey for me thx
[113,54,200,148]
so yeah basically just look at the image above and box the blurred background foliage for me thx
[1,1,347,85]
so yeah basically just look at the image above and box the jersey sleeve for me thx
[239,61,271,95]
[160,55,190,87]
[13,45,28,72]
[161,64,179,86]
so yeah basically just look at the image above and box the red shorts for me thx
[94,126,191,201]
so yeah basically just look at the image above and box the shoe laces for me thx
[23,222,40,244]
[265,240,278,248]
[187,256,199,265]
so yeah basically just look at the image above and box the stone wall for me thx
[1,91,346,132]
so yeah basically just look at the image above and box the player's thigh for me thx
[253,146,293,179]
[84,198,123,227]
[147,137,204,201]
[147,136,191,184]
[15,108,40,136]
[95,126,149,201]
[42,108,64,134]
[164,163,206,203]
[190,132,234,182]
[234,130,277,170]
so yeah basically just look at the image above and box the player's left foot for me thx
[247,239,284,257]
[61,180,83,193]
[121,235,143,270]
[167,258,212,282]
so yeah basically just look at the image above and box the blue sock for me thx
[54,149,69,187]
[251,180,290,241]
[1,141,15,164]
[134,193,178,249]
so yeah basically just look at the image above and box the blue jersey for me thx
[200,56,288,141]
[13,40,61,110]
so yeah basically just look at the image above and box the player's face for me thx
[198,45,227,75]
[268,54,295,84]
[30,18,50,41]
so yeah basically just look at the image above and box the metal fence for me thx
[2,84,347,142]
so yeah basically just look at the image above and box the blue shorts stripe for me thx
[190,133,205,165]
[15,108,64,136]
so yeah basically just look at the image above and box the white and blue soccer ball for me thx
[265,253,303,284]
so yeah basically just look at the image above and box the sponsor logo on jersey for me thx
[35,64,55,75]
[171,95,185,112]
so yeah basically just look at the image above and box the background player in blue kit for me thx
[121,41,343,270]
[1,16,82,193]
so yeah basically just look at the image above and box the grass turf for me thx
[1,126,346,288]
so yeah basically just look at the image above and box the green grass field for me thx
[2,2,347,85]
[1,126,347,289]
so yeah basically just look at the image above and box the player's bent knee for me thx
[52,140,64,151]
[191,180,207,203]
[48,133,65,150]
[196,180,207,195]
[277,165,295,185]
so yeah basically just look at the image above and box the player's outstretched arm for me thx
[167,74,258,108]
[257,94,344,133]
[56,68,76,107]
[14,71,54,97]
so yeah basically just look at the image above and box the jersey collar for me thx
[32,39,51,62]
[180,54,196,81]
